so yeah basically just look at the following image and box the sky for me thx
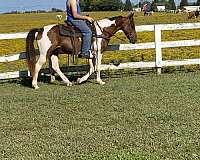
[0,0,67,13]
[0,0,195,14]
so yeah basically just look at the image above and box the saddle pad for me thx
[59,24,82,37]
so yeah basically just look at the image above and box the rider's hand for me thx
[86,17,94,23]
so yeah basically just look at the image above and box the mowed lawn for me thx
[1,72,200,159]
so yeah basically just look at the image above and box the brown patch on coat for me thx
[188,11,200,19]
[35,28,44,40]
[46,25,81,58]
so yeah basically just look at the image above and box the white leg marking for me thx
[96,53,105,85]
[94,38,105,85]
[51,55,72,86]
[32,55,46,89]
[32,24,56,89]
[93,20,115,84]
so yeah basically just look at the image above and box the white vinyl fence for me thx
[0,23,200,80]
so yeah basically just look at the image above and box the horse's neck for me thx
[96,19,119,38]
[105,26,119,38]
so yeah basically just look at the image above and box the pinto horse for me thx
[188,11,200,19]
[26,13,137,89]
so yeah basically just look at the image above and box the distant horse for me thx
[26,13,137,89]
[144,11,153,16]
[56,14,63,20]
[188,11,200,19]
[176,9,181,14]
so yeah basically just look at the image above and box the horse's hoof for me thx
[100,81,105,85]
[97,80,105,85]
[50,75,56,83]
[33,85,39,89]
[77,78,82,84]
[66,82,72,86]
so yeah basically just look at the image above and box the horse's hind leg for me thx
[51,55,72,86]
[32,55,46,89]
[49,61,56,83]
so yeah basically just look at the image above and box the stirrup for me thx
[79,50,94,59]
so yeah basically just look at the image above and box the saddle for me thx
[58,21,96,56]
[59,20,96,37]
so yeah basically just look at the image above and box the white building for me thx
[183,6,200,12]
[133,8,142,12]
[157,6,165,11]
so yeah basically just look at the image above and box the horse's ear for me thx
[128,12,134,19]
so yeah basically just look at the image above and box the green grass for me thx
[0,11,200,160]
[0,12,199,33]
[1,72,200,159]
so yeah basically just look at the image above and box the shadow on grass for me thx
[0,67,158,88]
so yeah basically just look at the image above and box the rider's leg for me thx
[70,20,93,58]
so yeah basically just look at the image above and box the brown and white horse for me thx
[188,11,200,19]
[26,13,137,89]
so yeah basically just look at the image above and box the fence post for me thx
[154,25,162,74]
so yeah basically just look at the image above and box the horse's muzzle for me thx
[129,35,137,44]
[129,39,137,44]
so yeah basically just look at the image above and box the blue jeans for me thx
[69,20,92,55]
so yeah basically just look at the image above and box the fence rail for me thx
[0,23,200,79]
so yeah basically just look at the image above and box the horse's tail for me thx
[26,28,39,77]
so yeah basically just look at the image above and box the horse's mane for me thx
[108,16,123,21]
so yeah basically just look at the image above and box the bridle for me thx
[94,20,128,43]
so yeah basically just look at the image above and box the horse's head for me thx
[115,13,137,44]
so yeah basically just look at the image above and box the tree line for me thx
[80,0,200,11]
[80,0,133,11]
[180,0,200,7]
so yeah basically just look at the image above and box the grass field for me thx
[0,12,200,159]
[1,72,200,159]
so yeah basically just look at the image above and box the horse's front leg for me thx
[96,53,105,85]
[77,59,95,84]
[51,55,72,86]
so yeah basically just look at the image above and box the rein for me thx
[94,21,109,41]
[94,21,127,43]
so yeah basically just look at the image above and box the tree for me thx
[151,0,157,11]
[80,0,92,11]
[51,8,63,12]
[124,0,133,11]
[166,0,176,10]
[138,2,142,8]
[84,0,91,11]
[91,0,123,11]
[197,0,200,5]
[170,0,176,10]
[180,0,188,9]
[80,0,86,10]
